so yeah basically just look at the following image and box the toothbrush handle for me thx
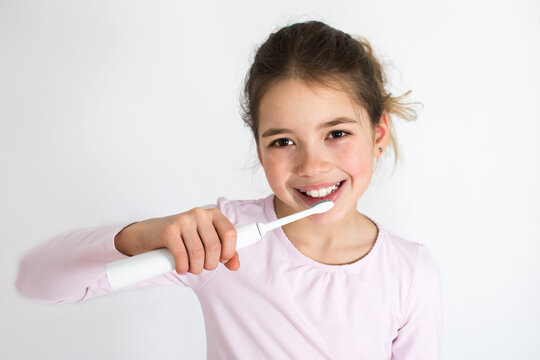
[261,206,317,232]
[106,248,175,291]
[106,222,261,291]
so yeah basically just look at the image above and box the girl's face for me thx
[256,78,388,225]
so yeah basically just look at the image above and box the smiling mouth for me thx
[295,180,345,198]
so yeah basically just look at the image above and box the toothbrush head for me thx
[309,199,334,214]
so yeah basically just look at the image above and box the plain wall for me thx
[1,0,539,359]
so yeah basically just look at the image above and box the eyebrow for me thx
[261,117,358,138]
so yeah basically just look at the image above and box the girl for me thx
[16,20,442,359]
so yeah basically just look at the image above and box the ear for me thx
[373,111,389,157]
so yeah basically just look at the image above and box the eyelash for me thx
[269,130,351,148]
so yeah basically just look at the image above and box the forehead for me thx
[258,78,369,128]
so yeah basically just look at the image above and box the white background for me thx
[1,0,539,359]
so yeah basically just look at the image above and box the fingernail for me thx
[220,259,226,264]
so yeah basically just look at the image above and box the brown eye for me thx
[270,138,293,147]
[328,130,350,139]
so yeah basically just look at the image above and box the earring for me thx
[378,147,382,153]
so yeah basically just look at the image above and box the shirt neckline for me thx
[263,193,384,273]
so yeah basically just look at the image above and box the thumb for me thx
[224,251,240,271]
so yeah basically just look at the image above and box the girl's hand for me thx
[114,207,240,274]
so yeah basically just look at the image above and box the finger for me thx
[196,217,222,271]
[211,210,237,262]
[165,229,190,275]
[181,223,205,275]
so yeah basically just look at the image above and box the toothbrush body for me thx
[106,200,334,290]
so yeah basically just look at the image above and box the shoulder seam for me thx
[398,244,424,328]
[217,196,238,225]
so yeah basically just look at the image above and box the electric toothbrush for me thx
[106,199,334,291]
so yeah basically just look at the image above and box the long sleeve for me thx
[391,245,443,359]
[14,222,190,304]
[14,197,237,305]
[15,223,131,304]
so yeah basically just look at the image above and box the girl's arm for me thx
[391,246,443,359]
[14,222,188,304]
[15,198,236,305]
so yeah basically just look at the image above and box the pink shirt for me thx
[16,194,442,359]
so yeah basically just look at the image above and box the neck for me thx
[273,195,375,252]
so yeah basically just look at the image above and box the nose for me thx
[295,144,331,177]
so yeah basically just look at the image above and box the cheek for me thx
[339,144,373,178]
[261,154,288,187]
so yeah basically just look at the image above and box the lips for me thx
[294,180,344,192]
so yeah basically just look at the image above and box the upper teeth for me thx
[299,182,341,198]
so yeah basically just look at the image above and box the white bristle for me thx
[310,200,335,214]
